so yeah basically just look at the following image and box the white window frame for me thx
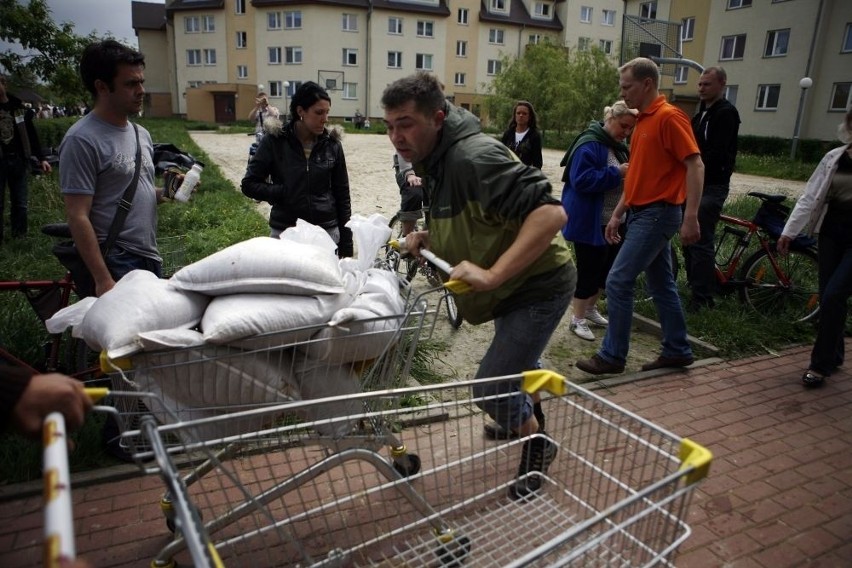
[454,72,466,86]
[236,65,248,79]
[235,0,245,14]
[456,40,467,57]
[720,34,746,60]
[417,20,434,38]
[343,82,357,100]
[188,80,202,89]
[830,82,852,111]
[755,84,780,110]
[388,17,402,35]
[415,53,433,71]
[764,29,789,57]
[236,31,247,49]
[286,81,301,98]
[203,48,216,66]
[343,48,358,66]
[285,47,302,64]
[186,49,201,66]
[184,16,200,33]
[639,1,657,20]
[529,34,542,45]
[602,9,615,26]
[458,8,469,25]
[387,51,402,68]
[844,23,852,53]
[342,13,358,32]
[487,59,502,75]
[578,37,591,51]
[269,81,282,98]
[490,0,507,12]
[534,3,550,18]
[681,17,695,42]
[728,0,752,8]
[284,11,301,29]
[268,46,282,65]
[674,65,688,84]
[580,6,592,24]
[268,12,282,30]
[202,15,215,33]
[599,39,613,54]
[725,85,738,107]
[489,28,505,45]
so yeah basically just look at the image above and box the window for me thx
[342,14,358,32]
[203,49,216,65]
[268,12,281,30]
[534,3,550,18]
[602,9,615,26]
[639,1,657,20]
[188,80,202,89]
[529,34,542,45]
[844,23,852,52]
[343,82,357,99]
[456,40,467,57]
[388,17,402,35]
[681,17,695,42]
[599,39,613,54]
[235,0,245,14]
[184,16,199,33]
[202,15,215,32]
[285,47,302,64]
[286,81,302,97]
[458,8,469,25]
[491,0,506,11]
[268,47,282,65]
[487,59,502,75]
[756,84,780,110]
[578,37,591,51]
[725,85,738,107]
[269,81,282,98]
[764,29,789,57]
[237,65,248,79]
[674,65,688,84]
[489,29,505,44]
[454,72,466,86]
[580,6,592,23]
[387,51,402,68]
[720,34,746,60]
[343,48,358,66]
[728,0,752,8]
[415,53,433,70]
[830,82,852,111]
[417,21,434,38]
[285,11,301,29]
[236,31,247,49]
[186,49,201,66]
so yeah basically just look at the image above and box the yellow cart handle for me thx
[679,438,713,484]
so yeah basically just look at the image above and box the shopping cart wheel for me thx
[392,453,421,476]
[434,533,471,567]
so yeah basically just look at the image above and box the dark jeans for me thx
[683,183,729,306]
[573,237,621,300]
[810,220,852,375]
[75,246,162,298]
[0,155,29,241]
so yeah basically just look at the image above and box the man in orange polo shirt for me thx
[577,57,704,375]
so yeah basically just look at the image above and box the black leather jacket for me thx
[691,98,740,186]
[241,120,353,255]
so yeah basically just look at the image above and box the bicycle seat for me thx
[41,223,72,239]
[747,192,787,204]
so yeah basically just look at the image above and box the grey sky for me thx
[46,0,166,47]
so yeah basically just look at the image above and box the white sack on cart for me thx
[79,270,208,359]
[169,236,344,296]
[290,356,362,438]
[301,268,406,364]
[45,296,97,336]
[137,328,207,350]
[278,218,338,255]
[338,213,392,274]
[201,292,350,348]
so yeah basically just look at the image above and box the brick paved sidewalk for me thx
[1,341,849,567]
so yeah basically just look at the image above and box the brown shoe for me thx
[576,354,625,375]
[641,355,695,372]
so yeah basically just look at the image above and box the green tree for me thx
[485,42,620,134]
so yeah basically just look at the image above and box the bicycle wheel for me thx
[388,214,418,282]
[738,246,820,323]
[444,292,463,329]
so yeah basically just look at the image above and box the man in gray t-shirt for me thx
[60,40,164,298]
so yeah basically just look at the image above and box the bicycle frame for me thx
[714,213,763,289]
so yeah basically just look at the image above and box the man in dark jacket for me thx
[684,66,740,311]
[383,72,576,500]
[0,74,52,242]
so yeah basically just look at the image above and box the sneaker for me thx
[585,307,609,327]
[570,318,595,341]
[508,433,558,500]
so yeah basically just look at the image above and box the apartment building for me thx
[132,0,626,124]
[624,0,851,141]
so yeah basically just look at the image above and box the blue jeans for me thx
[75,246,162,298]
[810,220,852,375]
[599,204,692,365]
[472,290,572,431]
[683,184,729,305]
[0,155,29,240]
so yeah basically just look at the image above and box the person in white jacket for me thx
[778,107,852,387]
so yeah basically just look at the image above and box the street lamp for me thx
[283,81,290,121]
[790,77,813,160]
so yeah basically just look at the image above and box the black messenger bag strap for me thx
[101,123,141,257]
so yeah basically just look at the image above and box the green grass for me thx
[735,153,817,181]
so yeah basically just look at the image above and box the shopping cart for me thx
[105,368,710,567]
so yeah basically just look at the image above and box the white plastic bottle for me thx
[174,163,203,202]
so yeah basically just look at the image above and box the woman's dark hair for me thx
[79,40,145,98]
[290,81,331,122]
[506,101,538,132]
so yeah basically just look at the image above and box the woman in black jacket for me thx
[499,100,543,169]
[241,82,353,257]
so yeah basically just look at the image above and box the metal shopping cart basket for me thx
[105,366,710,567]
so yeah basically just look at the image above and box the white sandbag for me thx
[338,213,392,274]
[301,268,406,364]
[169,237,344,296]
[201,292,349,348]
[79,270,208,359]
[45,296,97,335]
[292,356,363,438]
[279,219,338,255]
[137,328,206,351]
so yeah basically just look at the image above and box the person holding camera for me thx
[249,92,280,139]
